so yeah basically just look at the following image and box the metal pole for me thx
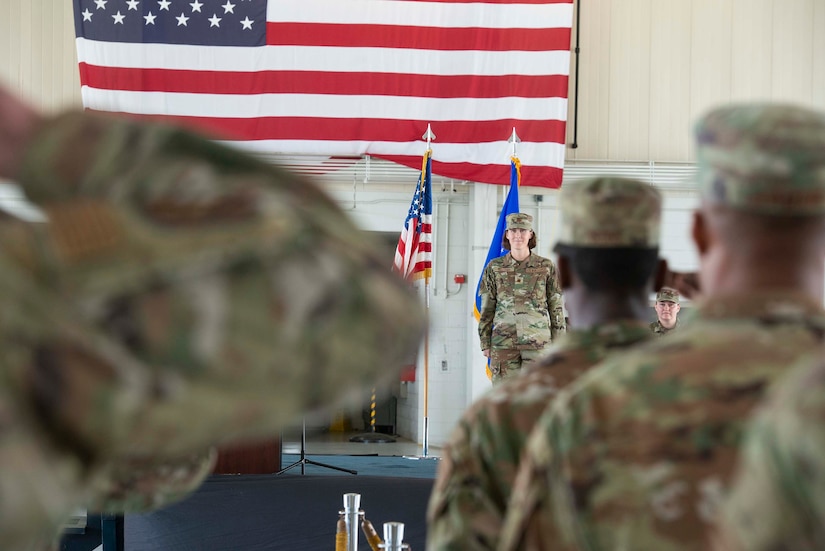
[343,493,361,551]
[423,280,430,456]
[423,416,430,457]
[383,522,406,551]
[571,0,582,149]
[418,130,434,459]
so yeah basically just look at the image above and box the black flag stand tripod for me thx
[276,417,357,476]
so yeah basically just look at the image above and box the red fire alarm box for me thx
[400,363,416,382]
[454,274,466,284]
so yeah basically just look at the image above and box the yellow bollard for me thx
[329,410,350,432]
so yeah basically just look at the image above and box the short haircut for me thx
[554,244,659,291]
[503,231,537,251]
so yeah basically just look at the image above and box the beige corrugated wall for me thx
[565,0,825,162]
[0,0,81,112]
[1,0,823,160]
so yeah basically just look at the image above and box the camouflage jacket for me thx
[717,356,825,551]
[499,291,825,551]
[650,319,679,336]
[86,449,217,514]
[0,111,426,547]
[427,321,652,551]
[477,253,565,352]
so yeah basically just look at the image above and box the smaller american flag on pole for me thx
[393,150,433,282]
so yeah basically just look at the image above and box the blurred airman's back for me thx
[0,94,426,547]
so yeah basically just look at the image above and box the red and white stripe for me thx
[393,214,433,281]
[76,0,574,188]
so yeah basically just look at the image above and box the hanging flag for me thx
[474,157,521,377]
[393,150,433,282]
[71,0,574,189]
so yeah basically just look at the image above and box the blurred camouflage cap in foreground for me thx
[0,110,428,546]
[656,287,680,304]
[558,176,662,247]
[506,212,533,231]
[695,103,825,215]
[5,111,428,455]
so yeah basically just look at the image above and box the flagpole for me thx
[421,124,435,457]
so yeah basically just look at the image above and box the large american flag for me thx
[73,0,573,188]
[393,150,433,282]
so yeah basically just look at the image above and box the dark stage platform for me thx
[125,474,434,550]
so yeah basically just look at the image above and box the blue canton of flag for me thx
[73,0,266,46]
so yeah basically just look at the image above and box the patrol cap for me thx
[694,103,825,215]
[506,213,533,231]
[656,287,680,304]
[557,176,662,247]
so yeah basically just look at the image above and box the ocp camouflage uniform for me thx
[429,177,662,551]
[0,111,426,548]
[86,449,218,513]
[716,356,825,551]
[649,319,679,336]
[499,293,825,551]
[478,253,565,383]
[498,103,825,551]
[427,321,652,551]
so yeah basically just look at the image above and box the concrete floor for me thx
[283,429,442,458]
